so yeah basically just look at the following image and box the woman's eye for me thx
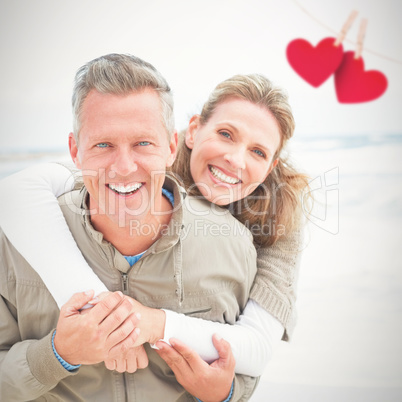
[253,149,266,158]
[219,131,231,139]
[96,143,109,148]
[138,141,151,146]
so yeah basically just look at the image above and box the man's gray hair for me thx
[72,53,174,142]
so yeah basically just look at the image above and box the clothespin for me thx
[354,18,368,59]
[334,10,358,47]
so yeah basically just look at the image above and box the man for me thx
[0,54,258,401]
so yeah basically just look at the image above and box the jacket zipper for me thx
[121,272,128,294]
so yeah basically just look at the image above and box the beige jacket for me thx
[0,176,258,401]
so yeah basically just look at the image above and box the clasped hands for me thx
[54,290,235,402]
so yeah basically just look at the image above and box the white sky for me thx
[0,0,401,151]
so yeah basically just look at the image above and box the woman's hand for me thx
[155,334,235,402]
[104,345,149,373]
[125,297,166,346]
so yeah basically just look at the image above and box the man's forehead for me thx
[79,89,168,138]
[83,87,161,109]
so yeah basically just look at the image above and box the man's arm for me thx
[0,290,141,399]
[0,295,76,400]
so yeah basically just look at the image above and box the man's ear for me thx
[68,133,81,168]
[166,130,178,168]
[185,115,201,150]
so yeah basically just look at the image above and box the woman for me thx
[0,74,309,381]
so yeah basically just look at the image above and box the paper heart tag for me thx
[334,51,388,103]
[286,37,344,87]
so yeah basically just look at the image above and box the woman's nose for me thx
[224,148,246,170]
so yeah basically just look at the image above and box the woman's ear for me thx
[266,158,279,177]
[185,115,201,149]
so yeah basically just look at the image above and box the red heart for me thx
[334,51,388,103]
[286,37,344,87]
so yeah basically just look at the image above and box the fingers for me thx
[61,290,95,317]
[125,346,148,373]
[155,339,206,376]
[91,291,127,325]
[80,291,111,311]
[124,348,138,373]
[168,338,201,369]
[115,357,127,373]
[155,341,184,367]
[96,291,112,301]
[136,346,149,370]
[106,311,141,350]
[104,358,116,371]
[105,357,127,373]
[107,323,141,358]
[104,346,148,374]
[155,338,234,401]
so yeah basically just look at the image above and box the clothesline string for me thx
[292,0,402,66]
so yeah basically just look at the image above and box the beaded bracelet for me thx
[196,380,234,402]
[51,330,81,371]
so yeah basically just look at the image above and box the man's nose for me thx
[110,148,138,176]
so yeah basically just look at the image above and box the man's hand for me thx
[54,290,140,366]
[155,334,235,402]
[104,345,149,373]
[86,292,166,346]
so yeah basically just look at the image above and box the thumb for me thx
[212,334,231,363]
[61,290,95,316]
[211,334,235,371]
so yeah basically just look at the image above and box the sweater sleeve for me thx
[249,225,305,341]
[163,299,283,377]
[0,162,108,308]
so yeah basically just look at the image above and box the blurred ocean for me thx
[1,133,401,401]
[0,150,70,180]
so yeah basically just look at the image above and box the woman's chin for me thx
[196,184,242,206]
[207,193,239,206]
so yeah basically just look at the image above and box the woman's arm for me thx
[0,162,108,307]
[161,299,283,376]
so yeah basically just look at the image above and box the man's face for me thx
[69,88,177,227]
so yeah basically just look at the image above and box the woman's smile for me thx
[208,165,241,185]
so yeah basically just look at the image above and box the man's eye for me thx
[219,131,231,139]
[96,143,109,148]
[253,149,266,158]
[139,141,151,146]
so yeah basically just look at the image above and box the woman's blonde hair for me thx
[172,74,310,247]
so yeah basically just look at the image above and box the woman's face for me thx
[186,98,281,206]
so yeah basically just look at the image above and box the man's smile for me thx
[107,183,143,196]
